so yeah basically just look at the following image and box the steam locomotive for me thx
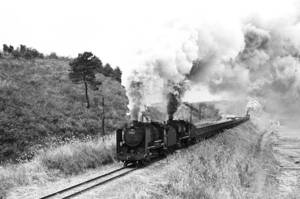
[116,115,249,166]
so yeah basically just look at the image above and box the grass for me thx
[118,121,281,199]
[0,135,116,198]
[0,58,128,163]
[155,125,279,199]
[39,135,116,175]
[0,118,283,199]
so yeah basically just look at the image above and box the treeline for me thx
[0,45,122,83]
[1,44,44,59]
[0,44,70,60]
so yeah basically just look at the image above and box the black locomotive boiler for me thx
[116,115,249,166]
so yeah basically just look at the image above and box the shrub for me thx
[12,50,21,59]
[48,52,58,59]
[23,48,44,59]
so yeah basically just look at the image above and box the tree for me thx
[103,63,114,77]
[2,44,14,53]
[69,52,102,108]
[48,52,58,59]
[20,44,26,54]
[3,44,9,53]
[8,45,14,53]
[112,67,122,83]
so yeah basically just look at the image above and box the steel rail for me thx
[62,168,138,199]
[40,166,128,199]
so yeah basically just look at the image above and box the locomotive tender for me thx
[116,115,249,166]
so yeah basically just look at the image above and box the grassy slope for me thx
[0,58,128,162]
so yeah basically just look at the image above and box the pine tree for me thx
[69,52,102,108]
[112,67,122,83]
[103,63,114,77]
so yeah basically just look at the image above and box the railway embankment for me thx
[101,121,281,199]
[3,117,286,199]
[23,118,280,199]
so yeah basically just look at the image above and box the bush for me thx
[23,48,44,59]
[48,52,58,59]
[12,50,21,59]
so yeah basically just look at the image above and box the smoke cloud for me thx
[206,22,300,118]
[127,0,300,121]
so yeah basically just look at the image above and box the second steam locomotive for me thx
[116,114,250,166]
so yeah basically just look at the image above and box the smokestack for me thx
[167,92,179,120]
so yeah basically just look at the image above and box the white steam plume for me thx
[126,0,300,120]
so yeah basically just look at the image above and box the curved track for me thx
[40,166,138,199]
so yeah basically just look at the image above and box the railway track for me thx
[40,166,138,199]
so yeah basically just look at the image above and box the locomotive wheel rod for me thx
[40,166,137,199]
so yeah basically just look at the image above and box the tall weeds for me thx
[0,135,116,198]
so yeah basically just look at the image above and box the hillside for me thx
[0,58,129,162]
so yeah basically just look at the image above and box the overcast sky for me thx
[1,0,299,101]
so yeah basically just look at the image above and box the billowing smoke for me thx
[166,80,188,120]
[128,74,144,120]
[206,22,300,119]
[246,98,263,114]
[127,1,300,122]
[127,23,242,120]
